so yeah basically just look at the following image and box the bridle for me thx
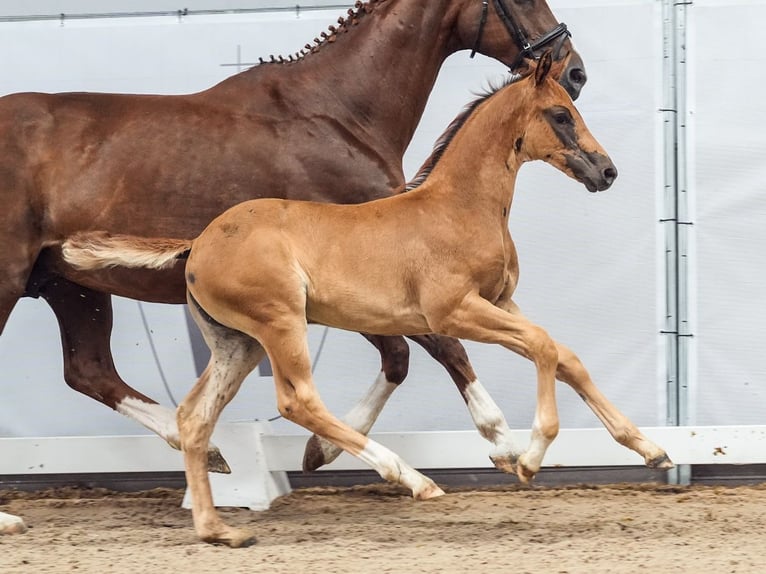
[470,0,571,71]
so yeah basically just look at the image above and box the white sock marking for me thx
[116,397,182,448]
[0,511,27,535]
[464,379,521,459]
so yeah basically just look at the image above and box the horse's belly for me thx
[305,298,430,336]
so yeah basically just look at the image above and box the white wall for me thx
[2,1,755,438]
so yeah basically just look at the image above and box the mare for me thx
[62,53,673,547]
[0,0,584,535]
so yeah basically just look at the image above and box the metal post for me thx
[661,0,693,485]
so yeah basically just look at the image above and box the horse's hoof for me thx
[515,455,537,485]
[0,515,27,535]
[489,453,519,475]
[415,481,445,501]
[647,452,675,470]
[207,448,232,474]
[203,528,257,548]
[302,435,327,472]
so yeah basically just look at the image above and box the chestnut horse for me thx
[62,54,673,547]
[0,0,583,535]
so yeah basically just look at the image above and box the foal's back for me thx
[185,193,481,336]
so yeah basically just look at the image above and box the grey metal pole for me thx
[661,0,693,486]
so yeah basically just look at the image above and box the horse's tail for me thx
[62,231,192,271]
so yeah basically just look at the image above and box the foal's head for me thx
[515,52,617,192]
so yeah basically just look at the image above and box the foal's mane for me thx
[256,0,387,66]
[405,73,523,191]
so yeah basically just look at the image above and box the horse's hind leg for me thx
[554,341,673,469]
[303,333,522,474]
[179,296,265,548]
[408,334,522,472]
[38,277,230,472]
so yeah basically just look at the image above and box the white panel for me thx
[2,426,765,475]
[0,3,665,438]
[690,1,766,425]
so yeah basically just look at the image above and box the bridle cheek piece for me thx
[470,0,571,72]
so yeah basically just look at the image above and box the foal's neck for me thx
[419,96,529,220]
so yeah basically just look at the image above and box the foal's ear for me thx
[534,50,554,87]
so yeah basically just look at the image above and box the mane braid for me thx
[256,0,386,66]
[405,73,523,191]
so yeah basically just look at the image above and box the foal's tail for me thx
[62,231,193,271]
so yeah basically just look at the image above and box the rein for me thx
[470,0,571,71]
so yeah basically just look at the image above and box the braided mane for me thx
[405,73,524,191]
[257,0,386,65]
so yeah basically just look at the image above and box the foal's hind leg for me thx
[38,277,229,472]
[554,342,673,468]
[303,333,407,471]
[259,318,444,501]
[179,297,266,547]
[303,333,521,473]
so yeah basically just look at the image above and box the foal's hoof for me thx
[515,454,537,485]
[207,448,232,474]
[202,528,258,548]
[0,515,27,535]
[490,453,519,475]
[646,452,675,470]
[302,435,328,472]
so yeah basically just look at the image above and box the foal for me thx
[63,54,672,547]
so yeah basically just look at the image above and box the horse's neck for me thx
[217,0,459,156]
[420,108,524,221]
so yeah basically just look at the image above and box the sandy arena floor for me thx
[1,483,765,573]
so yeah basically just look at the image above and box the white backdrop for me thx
[0,1,710,439]
[691,0,766,426]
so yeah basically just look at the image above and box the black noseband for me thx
[470,0,571,71]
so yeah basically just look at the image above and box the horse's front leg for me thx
[554,342,674,469]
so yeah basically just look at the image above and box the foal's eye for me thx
[554,111,572,125]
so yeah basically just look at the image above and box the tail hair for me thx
[62,231,193,271]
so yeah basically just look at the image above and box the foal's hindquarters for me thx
[179,235,445,547]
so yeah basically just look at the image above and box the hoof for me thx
[415,481,446,501]
[202,528,257,548]
[489,453,519,475]
[647,452,675,470]
[516,454,537,485]
[207,448,232,474]
[0,514,27,535]
[302,435,327,472]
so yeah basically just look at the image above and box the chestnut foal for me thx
[63,55,672,547]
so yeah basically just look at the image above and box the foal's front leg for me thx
[555,342,673,468]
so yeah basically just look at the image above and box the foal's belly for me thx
[305,298,432,336]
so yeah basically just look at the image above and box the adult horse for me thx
[61,53,672,547]
[0,0,583,534]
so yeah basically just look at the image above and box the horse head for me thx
[516,51,616,192]
[454,0,587,99]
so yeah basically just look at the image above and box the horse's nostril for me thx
[603,166,618,182]
[569,67,587,87]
